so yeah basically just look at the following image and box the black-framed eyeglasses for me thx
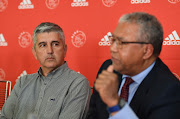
[108,36,150,48]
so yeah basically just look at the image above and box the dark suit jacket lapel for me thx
[129,58,160,114]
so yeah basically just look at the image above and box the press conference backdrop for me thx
[0,0,180,88]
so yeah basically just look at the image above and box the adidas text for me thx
[163,40,180,45]
[99,42,111,46]
[0,42,8,46]
[71,2,88,7]
[131,0,150,4]
[18,5,34,9]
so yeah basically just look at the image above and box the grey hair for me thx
[32,22,65,49]
[119,12,164,57]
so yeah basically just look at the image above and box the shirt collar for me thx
[38,61,69,79]
[122,61,156,84]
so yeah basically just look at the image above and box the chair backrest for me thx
[0,80,12,111]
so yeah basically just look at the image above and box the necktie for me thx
[120,77,134,102]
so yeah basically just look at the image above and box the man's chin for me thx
[43,64,57,69]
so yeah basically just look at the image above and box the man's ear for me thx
[32,47,37,60]
[143,44,154,59]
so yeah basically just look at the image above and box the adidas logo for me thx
[99,32,112,46]
[163,30,180,45]
[18,0,34,9]
[16,70,27,82]
[131,0,150,4]
[0,33,8,46]
[71,0,89,7]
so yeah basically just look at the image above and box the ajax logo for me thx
[71,30,86,48]
[102,0,117,7]
[18,32,32,48]
[0,0,8,12]
[46,0,60,9]
[99,32,112,46]
[0,68,5,81]
[168,0,180,4]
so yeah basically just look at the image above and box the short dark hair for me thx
[33,22,65,49]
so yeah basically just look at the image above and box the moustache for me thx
[46,55,55,60]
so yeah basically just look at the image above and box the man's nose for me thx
[110,42,118,52]
[47,45,53,54]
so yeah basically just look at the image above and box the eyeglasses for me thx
[108,36,150,49]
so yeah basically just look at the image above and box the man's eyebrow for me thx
[38,41,60,45]
[51,41,60,43]
[38,41,46,45]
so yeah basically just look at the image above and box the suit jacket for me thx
[86,58,180,119]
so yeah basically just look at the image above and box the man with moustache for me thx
[86,12,180,119]
[0,22,91,119]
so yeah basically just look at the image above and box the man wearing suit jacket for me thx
[86,12,180,119]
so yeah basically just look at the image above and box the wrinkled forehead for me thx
[36,32,62,43]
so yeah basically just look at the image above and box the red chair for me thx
[0,80,12,114]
